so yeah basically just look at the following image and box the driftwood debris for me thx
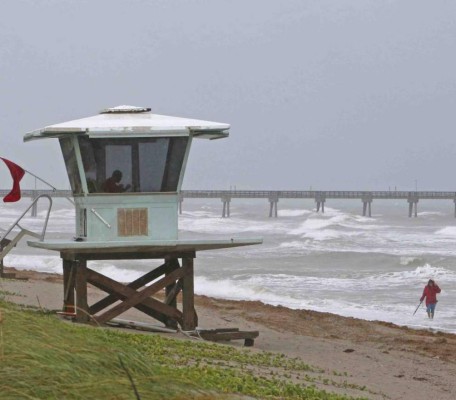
[196,328,259,347]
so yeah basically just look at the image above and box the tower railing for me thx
[0,195,53,269]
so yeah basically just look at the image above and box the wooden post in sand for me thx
[62,259,75,313]
[74,260,89,323]
[182,257,196,331]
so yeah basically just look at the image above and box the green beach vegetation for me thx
[0,299,368,399]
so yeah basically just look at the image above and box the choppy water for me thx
[1,197,455,333]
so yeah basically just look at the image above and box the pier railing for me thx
[178,190,456,217]
[181,190,456,200]
[0,189,72,198]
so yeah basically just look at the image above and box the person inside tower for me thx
[102,170,131,193]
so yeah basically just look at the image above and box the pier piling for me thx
[268,194,279,218]
[315,192,326,213]
[221,196,231,218]
[407,194,419,218]
[361,194,373,217]
[30,191,38,217]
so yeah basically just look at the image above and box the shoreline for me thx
[3,265,455,339]
[2,266,456,399]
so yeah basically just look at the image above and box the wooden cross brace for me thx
[65,256,198,330]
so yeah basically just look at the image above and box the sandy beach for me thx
[1,266,455,400]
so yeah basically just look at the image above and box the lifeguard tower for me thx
[24,106,262,343]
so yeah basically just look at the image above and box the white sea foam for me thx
[278,209,312,217]
[5,254,62,274]
[90,263,145,282]
[279,241,309,249]
[359,265,456,291]
[195,274,456,332]
[4,255,151,283]
[194,275,455,332]
[400,256,423,266]
[435,226,456,237]
[181,210,218,218]
[287,209,381,240]
[288,216,341,235]
[195,276,304,308]
[418,211,445,217]
[180,215,289,235]
[203,264,455,300]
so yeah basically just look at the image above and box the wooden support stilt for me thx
[182,257,196,331]
[74,260,89,323]
[165,279,183,305]
[63,259,75,313]
[165,258,180,328]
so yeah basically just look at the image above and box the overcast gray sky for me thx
[1,0,455,191]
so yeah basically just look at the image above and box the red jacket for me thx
[420,284,441,306]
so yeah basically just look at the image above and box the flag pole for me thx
[23,169,59,191]
[23,169,75,205]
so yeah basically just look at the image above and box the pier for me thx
[5,189,456,218]
[179,190,456,218]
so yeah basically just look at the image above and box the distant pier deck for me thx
[4,189,455,218]
[180,190,456,218]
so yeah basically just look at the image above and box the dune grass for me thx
[0,299,366,399]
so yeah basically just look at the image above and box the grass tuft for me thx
[0,300,367,399]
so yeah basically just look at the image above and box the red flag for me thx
[1,157,25,202]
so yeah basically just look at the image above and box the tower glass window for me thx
[59,137,82,194]
[77,136,188,193]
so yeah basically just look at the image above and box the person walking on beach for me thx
[420,279,441,319]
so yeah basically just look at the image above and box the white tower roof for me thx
[24,106,230,141]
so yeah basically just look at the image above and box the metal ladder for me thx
[0,195,53,277]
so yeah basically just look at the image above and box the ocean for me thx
[1,197,455,333]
